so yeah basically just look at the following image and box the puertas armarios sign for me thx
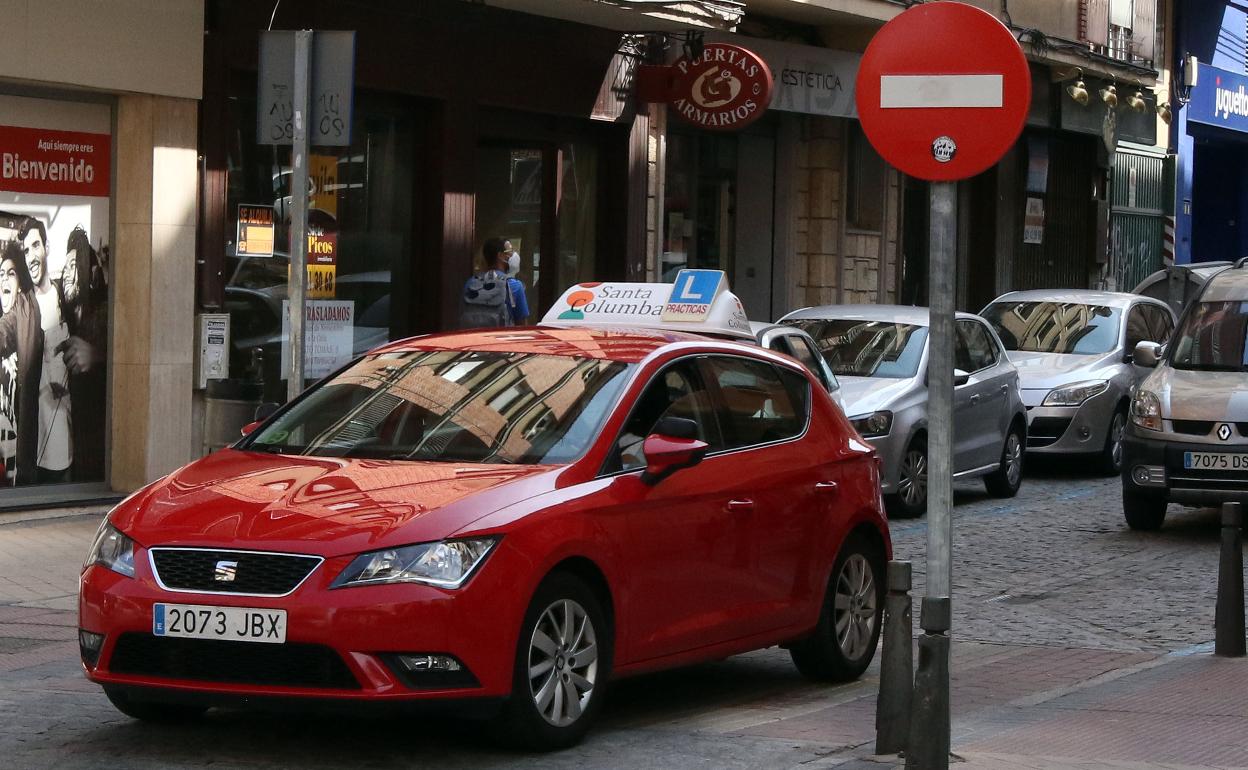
[637,43,775,131]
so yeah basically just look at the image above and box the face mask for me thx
[507,252,521,276]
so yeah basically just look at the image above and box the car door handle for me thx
[725,499,755,513]
[970,394,981,405]
[999,385,1008,393]
[814,481,839,494]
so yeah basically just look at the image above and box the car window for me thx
[1124,306,1152,352]
[785,318,929,378]
[1169,300,1248,372]
[703,357,806,450]
[1140,304,1174,344]
[957,320,998,372]
[775,334,829,390]
[606,359,722,474]
[981,301,1121,354]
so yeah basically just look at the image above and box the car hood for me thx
[1144,366,1248,420]
[110,449,562,558]
[837,376,918,417]
[1006,350,1119,392]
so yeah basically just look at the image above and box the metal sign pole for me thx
[287,30,312,403]
[907,179,956,770]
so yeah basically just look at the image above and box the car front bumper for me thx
[1024,386,1121,455]
[1121,424,1248,505]
[78,546,526,705]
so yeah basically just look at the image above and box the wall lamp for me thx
[1156,100,1173,124]
[1100,82,1119,108]
[1127,86,1147,113]
[1066,68,1090,106]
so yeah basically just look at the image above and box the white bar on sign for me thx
[880,74,1003,108]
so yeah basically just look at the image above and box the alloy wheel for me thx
[528,598,599,728]
[1004,432,1023,487]
[897,448,928,508]
[1109,412,1126,469]
[833,554,878,661]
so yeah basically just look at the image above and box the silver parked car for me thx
[781,305,1028,518]
[980,291,1176,475]
[751,321,844,410]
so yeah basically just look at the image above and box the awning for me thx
[482,0,744,32]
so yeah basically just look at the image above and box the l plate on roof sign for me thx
[662,269,726,322]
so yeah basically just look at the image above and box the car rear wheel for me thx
[789,534,884,682]
[886,437,927,518]
[1123,489,1167,531]
[984,425,1024,498]
[103,687,206,723]
[497,572,610,750]
[1099,408,1127,476]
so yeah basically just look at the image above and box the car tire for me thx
[1123,489,1167,531]
[984,424,1025,498]
[885,437,927,518]
[496,572,611,751]
[1099,408,1128,476]
[789,533,884,682]
[103,687,207,723]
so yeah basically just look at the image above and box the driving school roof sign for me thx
[855,2,1030,182]
[636,43,774,131]
[541,270,753,339]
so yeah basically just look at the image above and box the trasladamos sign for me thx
[669,43,774,131]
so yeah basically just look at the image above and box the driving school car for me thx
[80,271,890,749]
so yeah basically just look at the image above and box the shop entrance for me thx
[1191,139,1248,262]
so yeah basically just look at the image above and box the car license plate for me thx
[153,603,286,644]
[1183,452,1248,471]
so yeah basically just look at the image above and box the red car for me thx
[80,327,889,748]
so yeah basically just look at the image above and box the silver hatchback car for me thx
[781,305,1028,517]
[980,291,1176,475]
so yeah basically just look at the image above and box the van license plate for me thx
[1183,452,1248,471]
[153,603,286,643]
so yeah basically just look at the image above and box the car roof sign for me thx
[541,269,754,340]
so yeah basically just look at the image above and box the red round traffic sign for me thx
[855,2,1031,182]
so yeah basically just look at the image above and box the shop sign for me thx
[669,43,774,131]
[310,154,338,217]
[1188,62,1248,134]
[1023,197,1045,244]
[707,35,860,118]
[0,125,109,198]
[305,221,337,299]
[236,204,276,258]
[257,30,356,146]
[281,300,354,378]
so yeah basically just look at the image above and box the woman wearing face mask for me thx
[0,240,44,486]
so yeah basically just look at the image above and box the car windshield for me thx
[784,319,929,378]
[981,301,1121,354]
[245,350,633,463]
[1169,300,1248,372]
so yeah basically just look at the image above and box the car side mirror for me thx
[1133,341,1162,368]
[953,369,970,387]
[640,417,708,486]
[255,402,281,421]
[240,420,264,437]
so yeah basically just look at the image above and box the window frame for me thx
[955,319,1000,374]
[698,354,812,454]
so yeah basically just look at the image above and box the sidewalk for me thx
[0,512,1245,769]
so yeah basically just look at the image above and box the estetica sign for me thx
[638,43,774,131]
[0,125,110,197]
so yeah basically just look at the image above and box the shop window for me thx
[663,131,737,281]
[846,124,885,233]
[223,90,416,403]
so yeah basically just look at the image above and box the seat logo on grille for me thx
[1218,423,1233,441]
[214,560,239,582]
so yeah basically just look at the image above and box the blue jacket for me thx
[506,277,529,324]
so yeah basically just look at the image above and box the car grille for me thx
[109,633,360,689]
[1027,417,1071,448]
[150,549,321,596]
[1171,420,1214,436]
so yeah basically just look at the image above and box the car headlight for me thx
[1130,390,1163,432]
[331,537,499,589]
[84,521,136,578]
[1042,380,1110,407]
[850,411,893,438]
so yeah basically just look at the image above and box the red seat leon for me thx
[79,327,889,748]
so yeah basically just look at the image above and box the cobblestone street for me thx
[1,461,1244,769]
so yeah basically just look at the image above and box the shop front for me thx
[199,0,645,404]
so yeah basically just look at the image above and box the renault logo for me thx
[214,560,238,582]
[1218,423,1233,442]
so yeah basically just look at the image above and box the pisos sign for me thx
[638,43,775,132]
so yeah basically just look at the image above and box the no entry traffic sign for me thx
[855,2,1030,181]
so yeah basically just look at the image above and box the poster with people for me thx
[0,94,110,488]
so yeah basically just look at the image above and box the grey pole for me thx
[876,560,913,755]
[286,29,313,404]
[906,179,956,770]
[1215,502,1245,657]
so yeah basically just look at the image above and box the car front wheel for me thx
[886,437,927,518]
[1123,489,1167,531]
[497,572,610,750]
[789,534,884,682]
[984,425,1024,498]
[1100,408,1127,476]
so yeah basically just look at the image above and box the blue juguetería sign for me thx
[1188,62,1248,133]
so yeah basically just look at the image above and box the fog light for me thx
[1078,425,1091,440]
[79,629,104,667]
[396,653,462,672]
[1131,465,1166,486]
